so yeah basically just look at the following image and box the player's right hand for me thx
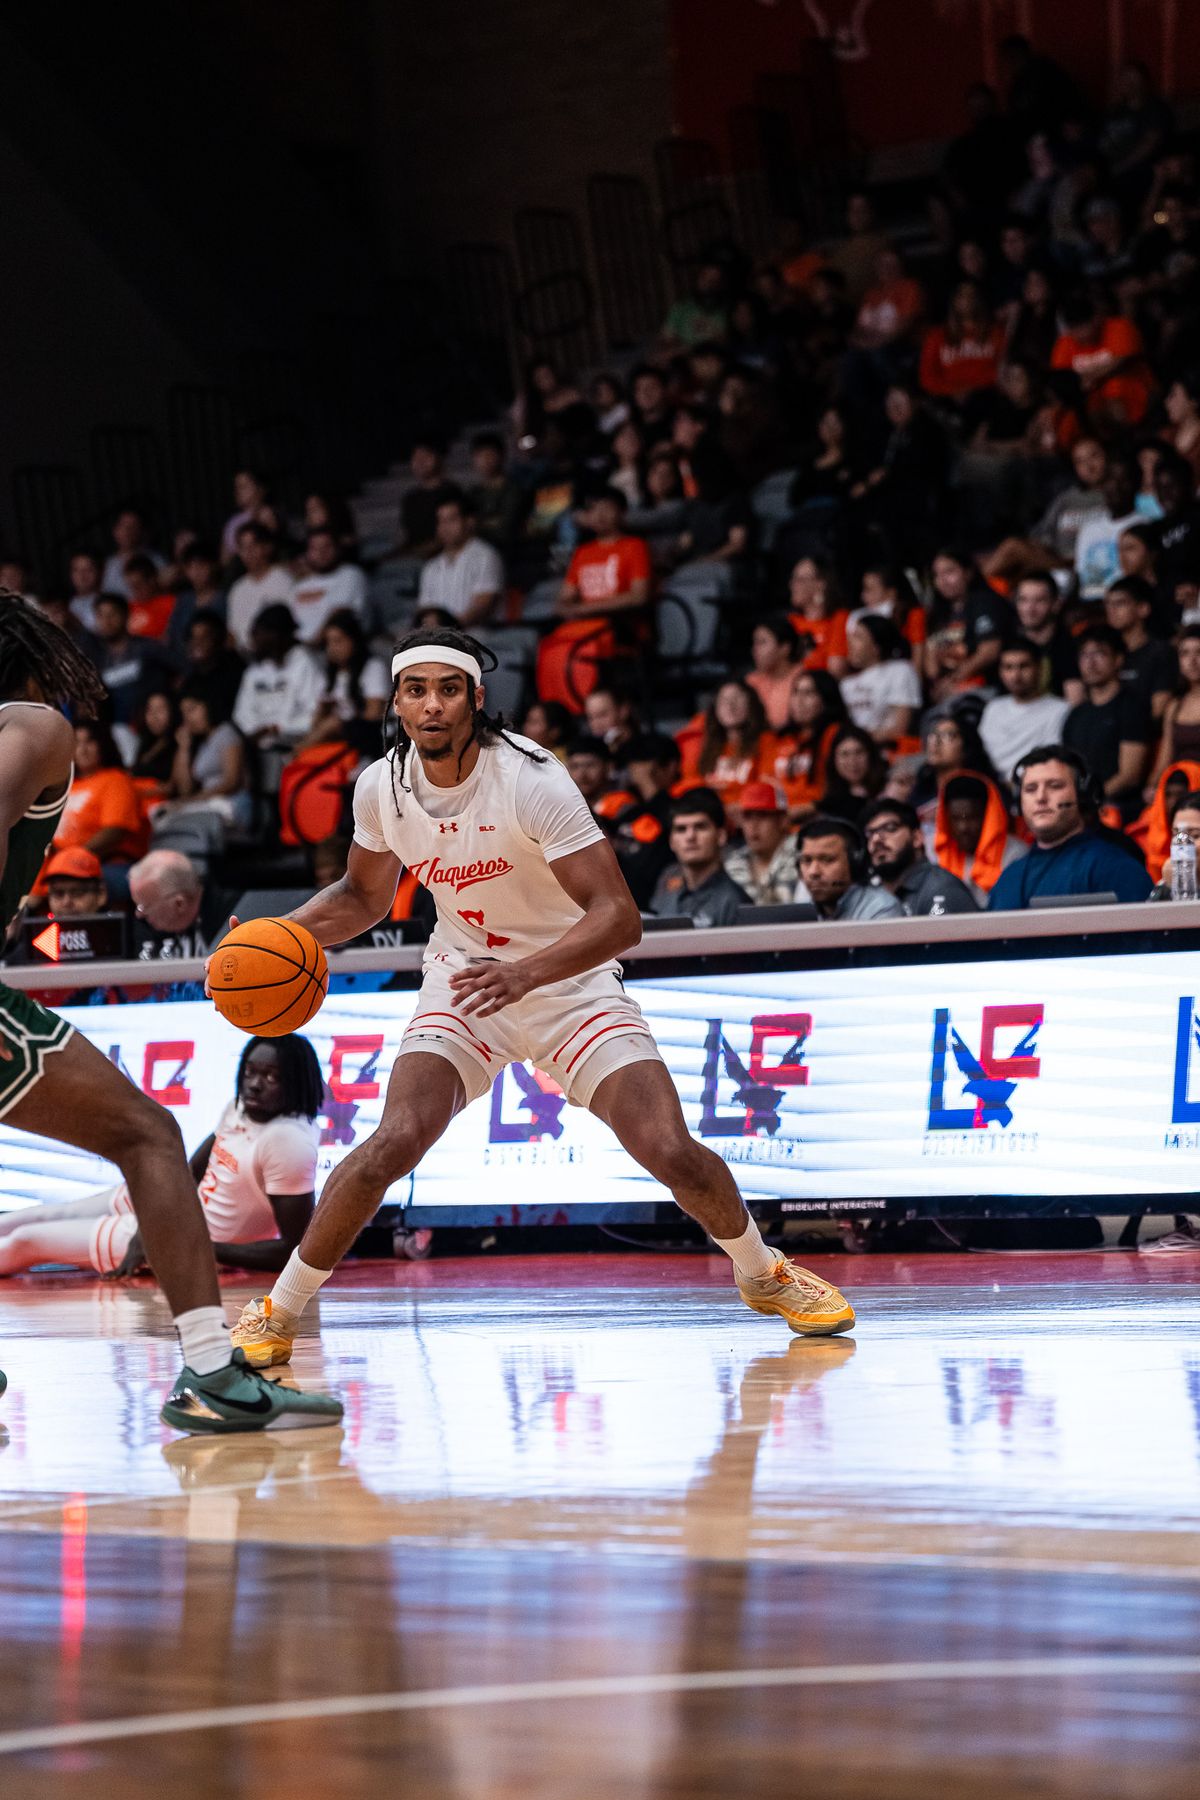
[203,915,239,998]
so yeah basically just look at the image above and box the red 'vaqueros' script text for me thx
[407,855,514,894]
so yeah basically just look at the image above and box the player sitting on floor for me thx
[0,1035,323,1279]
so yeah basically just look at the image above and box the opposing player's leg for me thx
[3,1025,342,1431]
[5,1032,221,1313]
[588,1059,855,1336]
[234,1050,469,1366]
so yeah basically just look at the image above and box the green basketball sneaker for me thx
[160,1348,342,1435]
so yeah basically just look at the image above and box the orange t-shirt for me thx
[127,593,177,639]
[856,277,923,339]
[788,609,849,669]
[565,536,652,605]
[676,733,757,810]
[781,250,824,293]
[901,606,927,650]
[746,668,797,732]
[757,725,836,812]
[848,603,926,650]
[54,768,146,863]
[1050,317,1153,425]
[918,325,1004,398]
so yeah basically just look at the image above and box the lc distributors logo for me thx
[1170,996,1200,1129]
[484,1011,813,1151]
[927,1003,1044,1132]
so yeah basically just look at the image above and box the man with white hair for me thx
[130,848,231,960]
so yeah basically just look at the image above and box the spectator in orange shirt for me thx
[786,555,850,676]
[1050,295,1154,428]
[556,489,652,624]
[853,250,925,340]
[54,720,147,881]
[918,282,1005,411]
[757,668,848,818]
[746,616,800,730]
[124,554,179,642]
[679,679,767,814]
[537,489,653,710]
[842,248,925,411]
[851,562,927,663]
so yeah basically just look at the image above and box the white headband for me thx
[391,646,483,685]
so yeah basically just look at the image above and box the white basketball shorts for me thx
[395,965,663,1107]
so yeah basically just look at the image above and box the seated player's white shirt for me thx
[352,735,610,972]
[196,1100,319,1242]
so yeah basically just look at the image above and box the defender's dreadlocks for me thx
[383,625,545,817]
[0,591,107,716]
[236,1034,325,1121]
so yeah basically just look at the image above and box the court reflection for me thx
[1,1268,1200,1573]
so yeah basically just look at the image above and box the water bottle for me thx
[1171,826,1198,901]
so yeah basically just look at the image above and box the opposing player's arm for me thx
[211,1190,315,1272]
[452,838,641,1018]
[286,841,403,947]
[0,710,73,888]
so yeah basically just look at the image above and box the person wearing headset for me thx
[796,815,904,920]
[987,745,1153,910]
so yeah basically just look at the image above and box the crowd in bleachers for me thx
[11,36,1200,958]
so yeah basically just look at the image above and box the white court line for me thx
[1,1656,1199,1757]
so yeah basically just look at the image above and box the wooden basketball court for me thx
[1,1251,1198,1796]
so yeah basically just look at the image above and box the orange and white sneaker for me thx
[231,1296,295,1368]
[736,1257,855,1337]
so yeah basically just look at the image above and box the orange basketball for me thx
[209,918,328,1037]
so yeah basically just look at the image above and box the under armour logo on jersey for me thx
[438,822,459,834]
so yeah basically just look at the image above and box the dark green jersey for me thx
[0,704,71,933]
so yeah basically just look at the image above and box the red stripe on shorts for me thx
[564,1019,649,1075]
[405,1017,493,1063]
[552,1010,622,1063]
[409,1011,494,1059]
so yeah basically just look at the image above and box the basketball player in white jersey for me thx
[0,1035,322,1279]
[232,627,854,1364]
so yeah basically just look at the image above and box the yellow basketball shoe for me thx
[736,1257,855,1336]
[231,1296,295,1368]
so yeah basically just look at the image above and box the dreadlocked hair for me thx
[0,590,107,717]
[382,624,546,817]
[237,1033,325,1121]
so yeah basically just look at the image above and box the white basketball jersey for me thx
[352,734,611,971]
[196,1101,319,1242]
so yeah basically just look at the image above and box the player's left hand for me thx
[449,960,532,1019]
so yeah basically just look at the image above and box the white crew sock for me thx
[711,1215,778,1280]
[175,1306,233,1376]
[269,1250,334,1325]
